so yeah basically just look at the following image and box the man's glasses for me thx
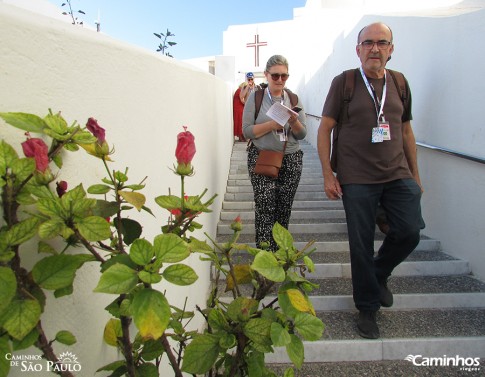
[248,78,254,81]
[268,73,289,81]
[358,40,392,50]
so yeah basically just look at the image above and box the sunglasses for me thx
[247,78,254,81]
[268,73,289,81]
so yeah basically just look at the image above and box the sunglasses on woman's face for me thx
[248,78,254,81]
[268,73,289,81]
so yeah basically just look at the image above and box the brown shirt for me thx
[322,69,414,185]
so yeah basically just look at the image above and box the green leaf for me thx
[283,367,295,377]
[243,318,272,349]
[76,216,111,241]
[181,333,220,374]
[154,194,181,210]
[273,222,294,251]
[247,351,264,377]
[153,233,190,263]
[129,238,154,265]
[0,267,17,314]
[132,288,171,340]
[38,219,67,239]
[138,271,162,284]
[294,312,324,341]
[12,328,39,351]
[71,130,97,144]
[270,322,291,347]
[43,112,67,134]
[118,191,146,211]
[226,297,259,322]
[303,256,315,273]
[115,218,142,246]
[219,333,236,349]
[38,241,58,255]
[1,298,41,340]
[0,112,47,132]
[55,330,77,345]
[251,251,285,282]
[87,184,111,194]
[0,140,19,173]
[136,362,158,377]
[162,264,198,286]
[69,198,97,217]
[11,158,36,182]
[52,153,62,168]
[37,198,66,218]
[96,360,126,374]
[103,318,122,347]
[286,334,304,369]
[62,183,87,201]
[208,309,229,333]
[6,217,41,246]
[93,200,119,218]
[94,263,138,294]
[140,339,164,361]
[32,254,94,290]
[0,336,11,377]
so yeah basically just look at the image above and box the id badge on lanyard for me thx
[360,67,392,143]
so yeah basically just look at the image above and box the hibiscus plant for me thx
[0,110,324,377]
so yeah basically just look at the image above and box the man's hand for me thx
[324,173,342,200]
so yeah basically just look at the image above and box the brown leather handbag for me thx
[253,141,287,178]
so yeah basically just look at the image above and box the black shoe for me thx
[379,280,393,308]
[357,311,380,339]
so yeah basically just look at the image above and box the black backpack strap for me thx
[388,69,409,115]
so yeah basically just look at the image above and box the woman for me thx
[233,82,246,141]
[242,55,307,251]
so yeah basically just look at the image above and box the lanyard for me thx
[359,66,387,122]
[266,88,288,141]
[266,88,284,104]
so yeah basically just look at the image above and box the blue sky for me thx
[45,0,307,59]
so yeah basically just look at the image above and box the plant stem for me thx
[161,334,184,377]
[35,322,74,377]
[120,315,136,377]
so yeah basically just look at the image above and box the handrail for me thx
[416,142,485,165]
[304,112,485,165]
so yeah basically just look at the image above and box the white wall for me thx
[297,1,485,280]
[0,3,233,375]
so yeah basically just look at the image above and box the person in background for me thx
[233,82,246,142]
[240,72,258,106]
[242,55,307,251]
[317,22,425,339]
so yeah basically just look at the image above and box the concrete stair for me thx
[215,141,485,376]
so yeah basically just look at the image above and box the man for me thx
[317,22,425,339]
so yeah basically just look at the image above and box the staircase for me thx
[216,141,485,376]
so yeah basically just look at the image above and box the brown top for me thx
[322,69,414,184]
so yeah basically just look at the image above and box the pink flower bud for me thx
[175,126,196,165]
[86,117,106,144]
[21,137,49,172]
[56,180,68,197]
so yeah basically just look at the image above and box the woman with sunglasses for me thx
[242,55,307,251]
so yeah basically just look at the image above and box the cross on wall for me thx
[246,34,267,67]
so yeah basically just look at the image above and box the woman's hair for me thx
[265,55,289,72]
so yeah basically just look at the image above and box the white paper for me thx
[266,102,298,126]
